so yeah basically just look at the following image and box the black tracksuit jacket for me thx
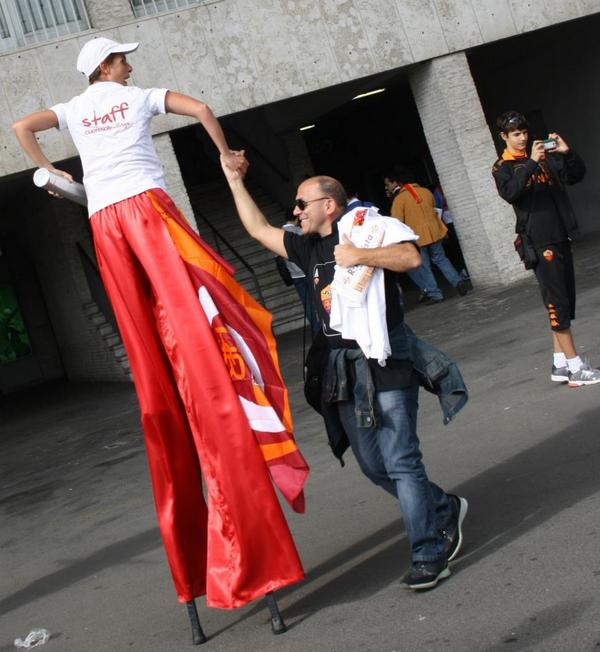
[492,149,586,248]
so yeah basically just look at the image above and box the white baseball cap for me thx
[77,37,139,77]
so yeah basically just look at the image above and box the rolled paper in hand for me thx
[33,168,87,207]
[333,220,385,302]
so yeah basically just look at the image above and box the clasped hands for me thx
[221,149,249,180]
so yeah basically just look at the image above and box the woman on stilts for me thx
[12,37,308,639]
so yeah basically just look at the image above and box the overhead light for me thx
[299,124,316,131]
[352,87,386,100]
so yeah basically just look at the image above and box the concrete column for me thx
[409,51,527,288]
[153,132,198,233]
[284,131,315,189]
[27,198,127,381]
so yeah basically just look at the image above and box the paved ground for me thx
[2,236,600,652]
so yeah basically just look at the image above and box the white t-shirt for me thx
[51,82,168,216]
[330,206,418,364]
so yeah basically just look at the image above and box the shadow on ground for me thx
[484,598,592,651]
[216,401,600,633]
[0,528,161,616]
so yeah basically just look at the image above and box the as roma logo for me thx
[353,209,367,227]
[320,284,332,314]
[543,249,554,262]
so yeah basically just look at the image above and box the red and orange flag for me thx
[148,191,309,513]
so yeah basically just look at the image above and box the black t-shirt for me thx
[283,222,413,390]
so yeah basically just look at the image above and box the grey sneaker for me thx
[551,365,569,382]
[568,362,600,387]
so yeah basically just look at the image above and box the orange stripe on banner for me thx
[146,191,293,432]
[253,383,272,408]
[260,440,299,462]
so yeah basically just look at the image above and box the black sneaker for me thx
[424,296,444,306]
[457,280,470,296]
[402,559,450,590]
[441,495,469,562]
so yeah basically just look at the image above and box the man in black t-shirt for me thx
[492,111,600,387]
[220,160,469,591]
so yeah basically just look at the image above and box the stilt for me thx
[186,599,207,645]
[265,591,287,635]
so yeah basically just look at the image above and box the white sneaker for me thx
[568,362,600,387]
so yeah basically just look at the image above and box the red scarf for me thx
[403,183,423,204]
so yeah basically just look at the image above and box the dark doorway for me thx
[299,77,438,211]
[0,234,63,394]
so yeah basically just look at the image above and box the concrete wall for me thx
[1,0,598,178]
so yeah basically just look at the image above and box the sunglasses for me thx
[295,196,330,210]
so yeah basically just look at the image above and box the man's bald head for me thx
[294,175,347,237]
[310,176,348,212]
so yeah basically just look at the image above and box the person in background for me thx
[432,182,469,281]
[384,167,470,304]
[344,179,375,213]
[492,110,600,387]
[282,209,319,334]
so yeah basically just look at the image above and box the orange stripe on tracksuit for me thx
[90,188,306,609]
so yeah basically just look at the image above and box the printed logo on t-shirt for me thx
[81,102,131,135]
[320,284,332,314]
[312,261,338,337]
[353,209,367,226]
[513,161,553,188]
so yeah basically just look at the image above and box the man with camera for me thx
[492,111,600,387]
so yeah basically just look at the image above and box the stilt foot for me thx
[265,591,287,635]
[186,600,208,645]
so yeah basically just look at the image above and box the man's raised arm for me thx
[220,155,287,257]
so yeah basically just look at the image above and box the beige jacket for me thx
[390,183,447,247]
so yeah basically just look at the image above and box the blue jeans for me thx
[408,240,463,300]
[337,381,453,562]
